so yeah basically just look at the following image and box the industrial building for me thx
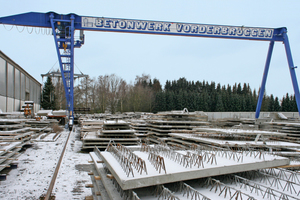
[0,50,41,113]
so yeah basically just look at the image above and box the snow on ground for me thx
[0,127,92,199]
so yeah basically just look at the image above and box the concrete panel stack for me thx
[146,110,210,145]
[130,119,148,142]
[0,119,32,174]
[79,119,104,139]
[0,119,33,143]
[82,120,140,150]
[169,127,300,161]
[87,143,292,199]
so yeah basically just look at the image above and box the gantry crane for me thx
[1,12,299,129]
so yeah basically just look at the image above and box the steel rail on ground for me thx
[44,127,73,200]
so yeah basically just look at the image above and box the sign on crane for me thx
[0,12,299,129]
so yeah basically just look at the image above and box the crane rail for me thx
[43,128,73,200]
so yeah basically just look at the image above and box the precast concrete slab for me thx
[194,127,288,136]
[98,146,289,190]
[170,133,300,149]
[89,151,122,200]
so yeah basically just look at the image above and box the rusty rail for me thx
[44,128,72,200]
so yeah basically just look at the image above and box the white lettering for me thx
[155,23,163,31]
[127,21,135,29]
[251,29,258,36]
[265,29,273,37]
[148,22,155,30]
[191,25,198,33]
[111,20,118,28]
[136,21,147,30]
[199,26,206,33]
[207,26,213,34]
[95,18,103,27]
[104,20,111,28]
[163,23,171,31]
[183,25,190,33]
[229,28,236,35]
[221,27,228,35]
[83,17,275,39]
[214,27,221,34]
[119,21,126,28]
[258,29,265,37]
[236,28,243,36]
[176,24,183,32]
[244,29,250,36]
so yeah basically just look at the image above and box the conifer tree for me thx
[291,95,298,112]
[281,93,290,111]
[274,97,281,111]
[215,94,224,111]
[41,77,56,110]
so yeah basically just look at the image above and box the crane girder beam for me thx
[0,12,80,28]
[0,12,299,119]
[0,12,286,42]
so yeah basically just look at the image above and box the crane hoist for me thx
[0,12,299,129]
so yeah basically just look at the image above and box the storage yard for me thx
[1,2,300,200]
[0,110,300,199]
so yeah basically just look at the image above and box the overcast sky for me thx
[1,0,300,98]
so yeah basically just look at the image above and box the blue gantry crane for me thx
[0,12,299,128]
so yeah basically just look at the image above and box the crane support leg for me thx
[49,13,75,130]
[255,41,274,119]
[283,32,300,116]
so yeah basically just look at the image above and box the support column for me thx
[255,41,274,118]
[283,32,300,116]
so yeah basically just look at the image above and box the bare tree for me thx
[107,74,124,114]
[126,74,154,112]
[117,79,128,113]
[53,76,65,110]
[97,75,110,113]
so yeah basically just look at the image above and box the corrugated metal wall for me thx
[0,51,41,113]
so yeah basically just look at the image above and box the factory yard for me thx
[0,127,91,199]
[0,110,300,200]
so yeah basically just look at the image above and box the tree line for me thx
[41,74,298,113]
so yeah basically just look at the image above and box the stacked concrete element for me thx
[265,121,300,136]
[0,113,65,177]
[87,143,292,199]
[79,119,104,139]
[0,119,33,143]
[147,109,210,144]
[82,120,140,150]
[169,127,300,162]
[130,119,148,142]
[0,118,32,175]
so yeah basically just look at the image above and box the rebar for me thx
[179,182,211,200]
[148,152,167,174]
[107,143,134,177]
[206,177,257,200]
[257,169,300,196]
[261,168,300,185]
[108,143,148,176]
[156,185,180,200]
[233,174,299,200]
[111,177,141,200]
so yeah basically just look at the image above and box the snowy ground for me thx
[0,127,92,199]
